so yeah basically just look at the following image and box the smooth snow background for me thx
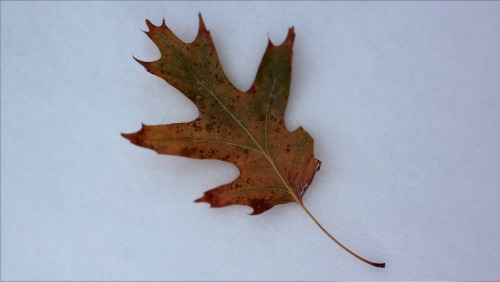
[2,1,500,281]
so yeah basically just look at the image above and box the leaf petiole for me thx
[297,202,385,268]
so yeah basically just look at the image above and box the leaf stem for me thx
[297,202,385,268]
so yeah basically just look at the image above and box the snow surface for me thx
[2,1,500,280]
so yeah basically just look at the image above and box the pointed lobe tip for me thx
[121,132,135,142]
[133,56,151,69]
[145,19,155,30]
[197,12,209,36]
[194,194,207,203]
[285,27,295,46]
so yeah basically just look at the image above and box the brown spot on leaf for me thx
[180,147,192,157]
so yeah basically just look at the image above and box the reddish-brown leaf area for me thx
[122,14,321,215]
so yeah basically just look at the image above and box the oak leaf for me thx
[122,14,384,268]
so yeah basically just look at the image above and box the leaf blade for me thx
[124,15,320,213]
